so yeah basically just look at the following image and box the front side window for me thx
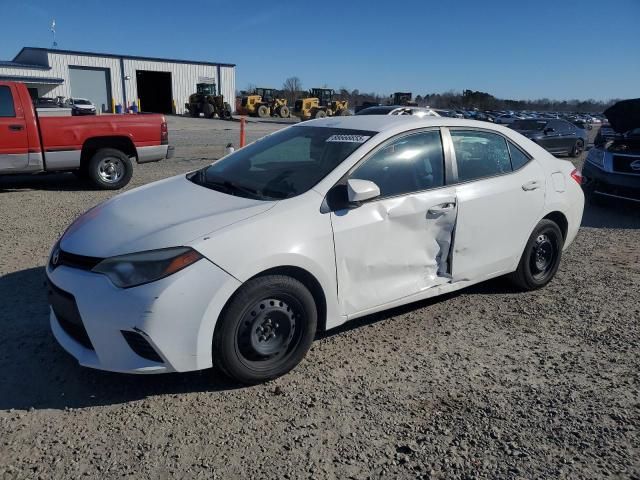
[350,130,445,198]
[0,86,16,117]
[451,130,512,182]
[189,126,376,200]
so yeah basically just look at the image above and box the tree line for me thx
[241,78,618,113]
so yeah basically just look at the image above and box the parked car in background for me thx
[495,114,521,124]
[65,97,97,115]
[35,97,62,108]
[510,118,587,157]
[46,115,584,383]
[582,98,640,204]
[355,105,440,117]
[0,81,173,189]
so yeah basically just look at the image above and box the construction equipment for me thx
[185,82,232,120]
[238,88,290,118]
[390,92,417,106]
[293,88,350,121]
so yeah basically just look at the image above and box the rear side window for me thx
[0,86,16,117]
[351,130,445,198]
[508,141,531,170]
[451,130,512,182]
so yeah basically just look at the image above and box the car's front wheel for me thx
[213,275,317,384]
[509,219,564,290]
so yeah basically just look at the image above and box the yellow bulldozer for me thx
[185,82,232,119]
[239,88,290,118]
[293,88,350,121]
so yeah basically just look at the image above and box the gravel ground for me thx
[0,117,638,479]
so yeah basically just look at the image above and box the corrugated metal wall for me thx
[0,50,236,114]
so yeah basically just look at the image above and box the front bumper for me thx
[47,256,240,374]
[582,161,640,203]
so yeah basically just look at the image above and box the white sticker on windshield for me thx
[326,134,371,143]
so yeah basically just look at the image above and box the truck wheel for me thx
[203,103,215,119]
[313,109,326,119]
[278,105,290,118]
[87,148,133,190]
[257,105,270,118]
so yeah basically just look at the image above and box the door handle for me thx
[522,180,542,191]
[428,202,456,214]
[9,124,23,131]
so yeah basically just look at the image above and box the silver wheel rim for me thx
[97,157,124,183]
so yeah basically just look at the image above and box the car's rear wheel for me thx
[509,219,564,290]
[213,275,317,384]
[571,139,584,157]
[87,148,133,190]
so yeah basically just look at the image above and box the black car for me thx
[582,98,640,204]
[510,119,587,157]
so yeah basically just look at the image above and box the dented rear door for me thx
[330,129,457,317]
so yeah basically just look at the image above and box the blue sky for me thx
[1,0,638,101]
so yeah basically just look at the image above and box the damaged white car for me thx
[47,116,584,383]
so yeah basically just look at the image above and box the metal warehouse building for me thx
[0,47,235,114]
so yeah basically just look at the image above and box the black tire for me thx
[571,139,584,157]
[509,219,564,291]
[313,109,326,119]
[213,275,317,384]
[86,148,133,190]
[339,108,351,116]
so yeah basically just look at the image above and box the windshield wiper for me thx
[201,175,261,199]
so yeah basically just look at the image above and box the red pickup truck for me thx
[0,81,174,189]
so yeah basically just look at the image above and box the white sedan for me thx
[47,116,584,383]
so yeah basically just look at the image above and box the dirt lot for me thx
[0,117,638,479]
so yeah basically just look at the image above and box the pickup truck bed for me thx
[0,81,174,189]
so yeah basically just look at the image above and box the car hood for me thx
[60,174,276,258]
[604,98,640,133]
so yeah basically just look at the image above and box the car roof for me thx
[295,115,515,134]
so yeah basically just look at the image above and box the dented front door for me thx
[331,189,458,316]
[329,129,457,316]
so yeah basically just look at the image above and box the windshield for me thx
[512,119,547,130]
[73,99,92,105]
[189,126,377,200]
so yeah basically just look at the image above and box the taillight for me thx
[160,121,168,145]
[570,168,583,185]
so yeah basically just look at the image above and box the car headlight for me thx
[586,148,605,168]
[92,247,202,288]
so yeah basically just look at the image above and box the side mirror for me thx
[347,179,380,203]
[544,127,555,135]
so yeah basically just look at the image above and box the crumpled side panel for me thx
[332,191,457,315]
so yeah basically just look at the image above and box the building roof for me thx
[0,74,63,84]
[13,47,236,68]
[0,60,50,70]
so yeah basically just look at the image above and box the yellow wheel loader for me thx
[239,88,290,118]
[293,88,350,121]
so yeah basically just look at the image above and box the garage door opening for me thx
[136,70,172,114]
[69,66,112,113]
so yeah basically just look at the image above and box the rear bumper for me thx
[137,144,174,164]
[582,162,640,203]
